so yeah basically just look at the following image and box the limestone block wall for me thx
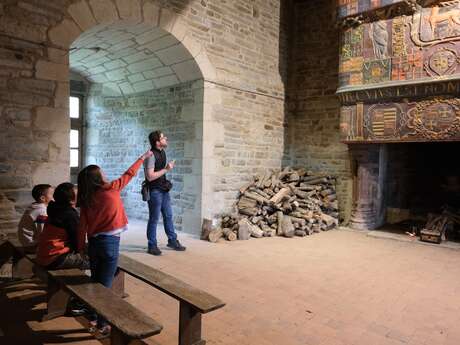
[0,1,70,237]
[0,0,289,236]
[286,0,353,222]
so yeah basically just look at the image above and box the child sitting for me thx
[36,182,88,270]
[17,184,54,252]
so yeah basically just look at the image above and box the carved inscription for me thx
[338,80,460,103]
[340,97,460,142]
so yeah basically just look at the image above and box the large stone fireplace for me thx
[336,0,460,233]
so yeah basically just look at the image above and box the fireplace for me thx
[335,0,460,241]
[348,142,460,241]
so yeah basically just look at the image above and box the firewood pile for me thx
[202,167,340,242]
[419,208,460,243]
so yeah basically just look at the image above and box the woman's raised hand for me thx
[141,150,153,161]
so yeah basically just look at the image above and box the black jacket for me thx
[47,201,79,252]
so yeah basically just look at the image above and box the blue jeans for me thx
[88,235,120,327]
[147,189,177,248]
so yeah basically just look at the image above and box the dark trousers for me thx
[88,235,120,327]
[46,252,89,270]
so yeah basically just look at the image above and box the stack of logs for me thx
[421,208,460,242]
[203,167,340,242]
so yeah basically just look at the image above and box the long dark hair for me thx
[77,165,104,208]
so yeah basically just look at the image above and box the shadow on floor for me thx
[0,279,95,345]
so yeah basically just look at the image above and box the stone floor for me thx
[1,221,460,345]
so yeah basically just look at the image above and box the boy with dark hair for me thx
[17,184,54,251]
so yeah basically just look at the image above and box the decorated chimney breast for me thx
[337,0,460,143]
[337,0,460,230]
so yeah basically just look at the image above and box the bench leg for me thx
[111,327,132,345]
[42,279,69,321]
[111,269,128,298]
[12,255,34,280]
[0,241,14,279]
[179,302,205,345]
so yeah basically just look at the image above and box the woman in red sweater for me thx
[77,150,152,335]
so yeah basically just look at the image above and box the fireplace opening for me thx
[380,142,460,242]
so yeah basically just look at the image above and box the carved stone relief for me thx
[338,1,460,88]
[340,96,460,142]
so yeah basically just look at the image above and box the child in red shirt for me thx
[77,150,152,336]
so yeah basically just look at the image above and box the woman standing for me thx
[77,150,152,335]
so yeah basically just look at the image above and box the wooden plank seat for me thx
[1,238,35,279]
[1,240,163,344]
[47,269,163,344]
[116,254,225,345]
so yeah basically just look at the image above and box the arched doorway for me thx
[50,1,217,235]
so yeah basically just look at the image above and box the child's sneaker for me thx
[96,325,111,339]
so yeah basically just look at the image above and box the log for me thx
[256,171,269,189]
[249,224,264,238]
[201,218,213,240]
[299,183,322,191]
[238,196,257,208]
[249,187,271,199]
[208,228,224,243]
[289,216,306,227]
[239,207,259,216]
[288,172,300,182]
[320,213,339,227]
[281,215,295,238]
[239,181,253,194]
[223,228,237,241]
[303,176,328,184]
[238,219,251,240]
[270,187,291,204]
[244,191,271,205]
[277,211,284,236]
[320,188,334,197]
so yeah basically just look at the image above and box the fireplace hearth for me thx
[349,142,460,242]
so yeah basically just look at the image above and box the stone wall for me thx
[0,0,289,237]
[286,0,353,222]
[0,1,70,237]
[85,80,203,232]
[204,83,286,216]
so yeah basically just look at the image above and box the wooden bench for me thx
[48,269,162,344]
[0,238,35,279]
[1,239,163,344]
[116,253,225,345]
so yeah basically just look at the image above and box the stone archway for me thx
[43,0,218,234]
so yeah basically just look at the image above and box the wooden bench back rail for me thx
[117,254,225,345]
[118,254,225,313]
[48,269,163,344]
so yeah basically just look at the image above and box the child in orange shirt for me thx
[77,150,152,336]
